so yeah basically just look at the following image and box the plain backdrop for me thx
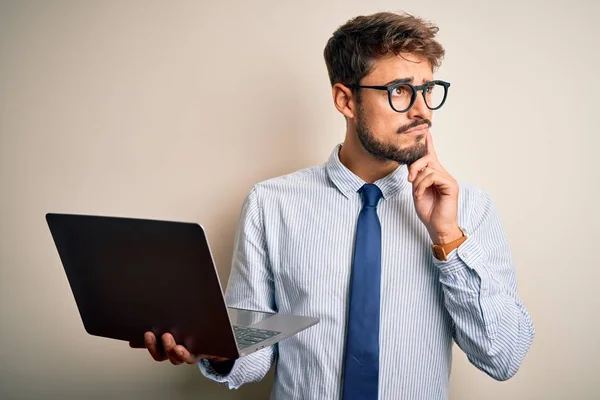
[1,0,598,399]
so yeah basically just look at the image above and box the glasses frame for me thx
[348,79,451,113]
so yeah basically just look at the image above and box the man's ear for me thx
[332,83,357,120]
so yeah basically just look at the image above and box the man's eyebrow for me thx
[383,77,413,85]
[382,77,433,86]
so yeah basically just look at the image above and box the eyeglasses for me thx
[348,80,451,113]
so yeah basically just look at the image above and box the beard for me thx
[356,103,430,166]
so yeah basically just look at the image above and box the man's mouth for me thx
[398,119,432,135]
[403,124,429,135]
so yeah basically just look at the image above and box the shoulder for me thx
[251,164,329,198]
[457,180,501,232]
[458,180,493,206]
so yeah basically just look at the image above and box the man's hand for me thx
[129,332,230,365]
[407,130,462,244]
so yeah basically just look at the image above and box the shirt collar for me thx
[325,143,410,200]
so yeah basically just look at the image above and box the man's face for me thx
[354,53,434,165]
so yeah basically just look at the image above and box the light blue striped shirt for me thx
[198,144,534,399]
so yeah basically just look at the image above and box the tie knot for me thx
[359,184,383,208]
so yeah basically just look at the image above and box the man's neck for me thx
[338,134,400,184]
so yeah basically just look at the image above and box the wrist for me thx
[431,227,467,261]
[431,225,462,245]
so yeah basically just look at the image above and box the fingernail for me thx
[164,337,171,345]
[177,349,184,357]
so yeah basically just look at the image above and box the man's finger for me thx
[414,171,456,199]
[408,155,434,182]
[167,354,183,365]
[411,167,436,191]
[413,172,440,199]
[424,131,451,175]
[162,333,184,365]
[145,332,167,362]
[174,345,199,365]
[426,130,437,157]
[408,140,449,182]
[162,333,177,352]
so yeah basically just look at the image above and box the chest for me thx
[264,192,442,313]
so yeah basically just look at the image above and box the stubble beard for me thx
[355,103,429,166]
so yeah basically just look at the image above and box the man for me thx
[136,11,534,399]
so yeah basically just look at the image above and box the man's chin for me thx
[362,144,426,165]
[357,126,426,165]
[388,145,427,165]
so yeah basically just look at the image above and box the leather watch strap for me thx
[431,230,467,261]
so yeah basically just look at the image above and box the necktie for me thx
[342,183,383,400]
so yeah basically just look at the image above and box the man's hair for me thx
[323,12,445,87]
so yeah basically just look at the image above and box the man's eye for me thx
[394,86,408,95]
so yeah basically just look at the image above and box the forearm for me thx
[197,185,279,389]
[435,236,534,380]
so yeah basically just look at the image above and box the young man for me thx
[138,11,534,399]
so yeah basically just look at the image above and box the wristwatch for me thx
[431,230,467,261]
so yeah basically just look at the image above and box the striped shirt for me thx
[198,144,535,399]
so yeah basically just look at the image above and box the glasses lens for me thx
[424,82,446,110]
[390,84,414,112]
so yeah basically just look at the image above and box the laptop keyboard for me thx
[233,325,281,349]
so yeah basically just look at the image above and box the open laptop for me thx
[45,213,319,360]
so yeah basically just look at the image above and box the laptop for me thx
[45,213,319,360]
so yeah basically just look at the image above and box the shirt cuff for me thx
[432,231,486,275]
[197,359,240,388]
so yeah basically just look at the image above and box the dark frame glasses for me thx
[348,80,451,113]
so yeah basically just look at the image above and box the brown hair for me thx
[323,11,445,87]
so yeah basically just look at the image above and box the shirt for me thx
[198,144,535,399]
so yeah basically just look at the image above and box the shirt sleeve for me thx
[197,186,278,389]
[433,188,535,381]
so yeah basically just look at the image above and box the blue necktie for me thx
[342,183,383,400]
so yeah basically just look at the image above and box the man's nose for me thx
[406,91,431,120]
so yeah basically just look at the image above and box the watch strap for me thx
[431,230,467,261]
